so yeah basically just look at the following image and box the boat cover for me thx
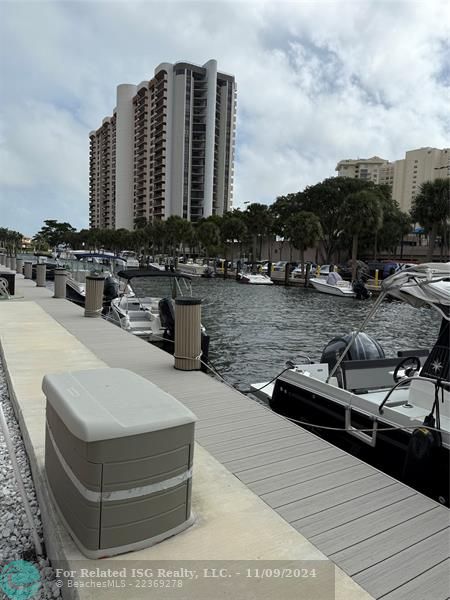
[381,263,450,317]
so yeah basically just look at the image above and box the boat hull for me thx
[270,378,449,506]
[310,278,355,297]
[238,274,273,285]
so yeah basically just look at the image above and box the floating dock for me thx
[0,273,448,600]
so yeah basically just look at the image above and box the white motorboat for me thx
[238,272,273,285]
[310,277,355,297]
[251,263,450,505]
[176,260,206,277]
[105,269,210,365]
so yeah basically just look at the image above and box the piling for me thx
[24,262,33,280]
[10,257,16,271]
[236,260,242,281]
[16,258,23,274]
[36,263,47,287]
[375,269,379,287]
[284,262,291,286]
[53,269,67,299]
[267,262,272,277]
[304,263,311,287]
[84,274,105,317]
[223,260,228,280]
[174,297,202,371]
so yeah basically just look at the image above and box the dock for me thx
[1,272,449,599]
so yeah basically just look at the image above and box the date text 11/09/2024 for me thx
[55,567,318,580]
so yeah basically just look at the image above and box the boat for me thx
[238,272,274,285]
[176,259,206,277]
[309,273,356,297]
[62,252,126,307]
[251,263,450,505]
[104,269,210,366]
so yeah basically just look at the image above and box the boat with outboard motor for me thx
[309,271,355,297]
[104,269,210,365]
[238,272,273,285]
[251,263,450,505]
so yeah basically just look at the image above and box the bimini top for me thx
[117,269,192,281]
[381,262,450,319]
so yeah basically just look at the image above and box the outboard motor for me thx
[158,297,175,340]
[352,278,371,300]
[103,275,119,304]
[321,332,385,375]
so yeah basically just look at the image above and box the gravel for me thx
[0,356,62,599]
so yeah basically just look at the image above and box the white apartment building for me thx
[89,59,237,229]
[336,147,449,212]
[335,156,390,184]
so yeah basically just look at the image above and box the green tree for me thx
[33,219,76,249]
[197,219,221,262]
[300,177,378,262]
[285,212,322,275]
[411,179,450,261]
[220,213,247,266]
[341,190,383,280]
[243,203,272,261]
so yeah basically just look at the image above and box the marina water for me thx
[189,278,440,388]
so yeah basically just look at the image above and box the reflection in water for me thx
[189,278,440,387]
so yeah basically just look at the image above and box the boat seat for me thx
[341,358,406,393]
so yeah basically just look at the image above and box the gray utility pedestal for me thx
[16,258,23,274]
[36,263,47,287]
[43,368,197,558]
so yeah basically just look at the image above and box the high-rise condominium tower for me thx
[89,60,236,229]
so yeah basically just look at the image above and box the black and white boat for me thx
[104,269,210,364]
[251,263,450,505]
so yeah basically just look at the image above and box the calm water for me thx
[187,278,440,387]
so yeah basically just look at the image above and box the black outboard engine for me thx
[321,332,385,375]
[158,297,175,340]
[103,276,119,304]
[352,278,371,300]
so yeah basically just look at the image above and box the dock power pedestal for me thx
[43,368,196,558]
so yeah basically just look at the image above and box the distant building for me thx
[89,59,237,230]
[335,156,390,184]
[392,147,449,212]
[336,147,449,212]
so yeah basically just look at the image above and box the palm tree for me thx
[244,203,271,261]
[285,212,322,275]
[220,213,247,267]
[341,190,383,280]
[411,179,450,261]
[197,220,221,263]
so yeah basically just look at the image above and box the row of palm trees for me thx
[0,227,24,255]
[28,176,449,273]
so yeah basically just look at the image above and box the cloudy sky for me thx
[1,0,449,236]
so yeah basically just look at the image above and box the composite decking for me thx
[10,277,450,599]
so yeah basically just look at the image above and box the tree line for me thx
[29,176,449,274]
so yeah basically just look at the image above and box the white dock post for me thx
[10,256,16,271]
[36,263,47,287]
[24,261,33,279]
[53,268,67,299]
[174,297,202,371]
[16,258,23,274]
[84,274,105,317]
[5,256,11,269]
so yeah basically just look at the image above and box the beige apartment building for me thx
[89,59,236,229]
[336,147,449,212]
[335,156,390,184]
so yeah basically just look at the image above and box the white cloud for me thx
[0,0,449,235]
